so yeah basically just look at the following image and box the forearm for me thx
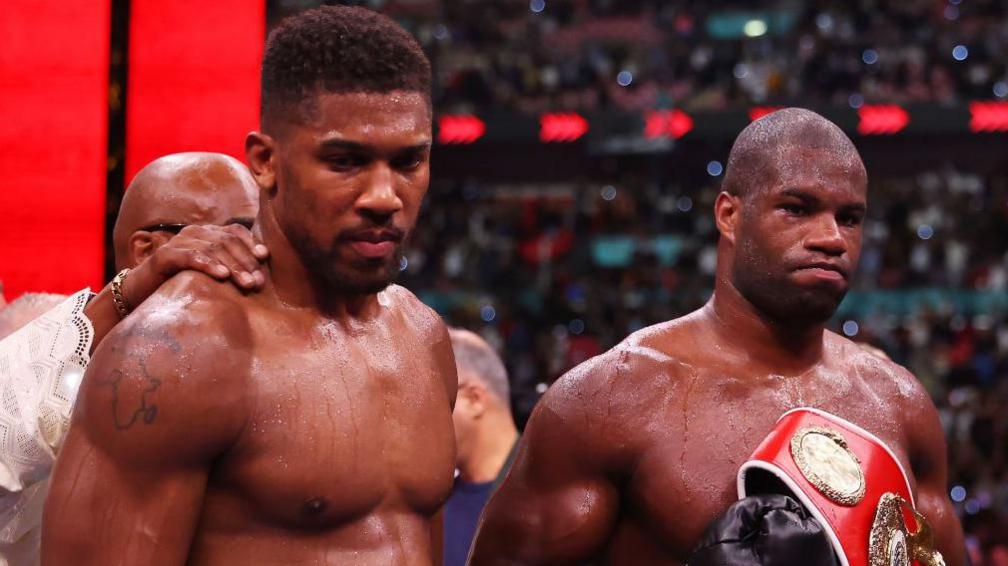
[82,283,121,355]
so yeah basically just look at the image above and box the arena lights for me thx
[857,105,909,135]
[540,112,589,143]
[437,114,485,144]
[969,101,1008,133]
[749,106,783,121]
[644,109,693,139]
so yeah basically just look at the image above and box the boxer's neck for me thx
[707,275,825,372]
[253,209,378,319]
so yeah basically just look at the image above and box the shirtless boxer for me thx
[0,152,264,565]
[43,6,456,565]
[470,108,966,565]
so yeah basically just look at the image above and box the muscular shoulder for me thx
[78,272,253,462]
[137,271,252,336]
[828,332,931,407]
[380,284,444,337]
[536,321,696,467]
[828,333,942,462]
[379,284,456,402]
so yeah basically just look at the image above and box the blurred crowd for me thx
[400,163,1008,558]
[363,0,1008,113]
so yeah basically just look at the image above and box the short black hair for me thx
[260,5,431,130]
[722,107,865,200]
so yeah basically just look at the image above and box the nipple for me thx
[302,497,329,516]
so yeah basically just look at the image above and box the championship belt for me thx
[736,408,945,566]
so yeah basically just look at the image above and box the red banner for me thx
[125,0,265,182]
[0,1,111,299]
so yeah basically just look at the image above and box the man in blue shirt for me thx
[445,328,519,566]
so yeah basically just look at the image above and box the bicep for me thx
[42,315,244,565]
[905,386,966,566]
[42,425,210,565]
[469,403,620,565]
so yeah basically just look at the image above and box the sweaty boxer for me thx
[469,109,966,565]
[42,6,456,565]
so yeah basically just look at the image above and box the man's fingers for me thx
[147,224,267,292]
[185,250,230,279]
[216,238,261,275]
[223,224,269,260]
[211,253,257,289]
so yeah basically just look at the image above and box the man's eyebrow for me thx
[318,138,368,152]
[779,188,867,213]
[839,202,868,214]
[317,138,432,153]
[779,187,818,201]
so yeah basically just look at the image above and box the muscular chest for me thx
[622,370,914,554]
[216,329,455,529]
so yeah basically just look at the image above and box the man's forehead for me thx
[142,181,257,226]
[305,90,431,141]
[768,144,866,191]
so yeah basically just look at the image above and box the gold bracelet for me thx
[110,268,132,319]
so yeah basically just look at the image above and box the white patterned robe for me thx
[0,290,93,565]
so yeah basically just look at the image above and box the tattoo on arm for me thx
[104,359,161,430]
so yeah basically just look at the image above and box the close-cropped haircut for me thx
[260,5,432,130]
[721,107,864,201]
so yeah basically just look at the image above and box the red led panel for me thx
[643,110,693,139]
[749,106,783,121]
[438,115,486,144]
[969,101,1008,133]
[125,0,265,181]
[540,113,589,143]
[857,105,909,135]
[0,1,110,299]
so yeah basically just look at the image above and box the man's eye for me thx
[393,153,424,170]
[781,204,805,215]
[839,214,864,227]
[327,155,364,170]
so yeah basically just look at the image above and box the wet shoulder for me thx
[81,272,255,459]
[827,331,932,413]
[541,320,700,447]
[379,285,455,397]
[122,271,255,365]
[379,284,447,340]
[826,332,945,478]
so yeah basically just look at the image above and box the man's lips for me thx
[344,229,403,259]
[792,262,849,282]
[349,240,397,258]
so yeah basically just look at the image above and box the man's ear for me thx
[714,191,741,245]
[246,131,277,195]
[128,231,171,268]
[459,382,488,419]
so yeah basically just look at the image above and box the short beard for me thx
[731,249,845,328]
[287,228,402,297]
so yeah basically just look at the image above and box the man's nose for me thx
[805,214,846,256]
[356,164,403,218]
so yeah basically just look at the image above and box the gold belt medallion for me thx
[869,492,945,566]
[790,426,866,506]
